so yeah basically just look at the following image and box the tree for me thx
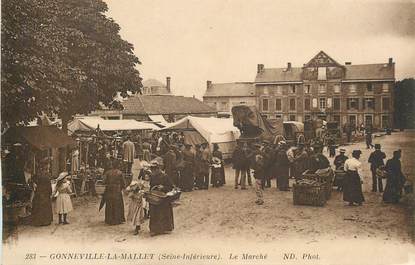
[1,0,142,129]
[394,78,415,129]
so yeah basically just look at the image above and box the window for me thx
[276,86,282,94]
[304,98,311,111]
[347,98,359,109]
[262,98,269,111]
[289,98,296,110]
[304,114,311,121]
[365,115,373,127]
[333,115,341,123]
[318,84,326,94]
[318,67,327,80]
[221,102,228,111]
[367,83,373,92]
[382,83,389,93]
[305,85,311,94]
[290,85,296,94]
[365,98,375,110]
[349,84,357,93]
[334,84,341,93]
[382,115,389,128]
[263,87,269,95]
[275,114,282,119]
[319,98,326,110]
[333,98,340,110]
[275,98,282,111]
[382,97,390,111]
[289,115,296,121]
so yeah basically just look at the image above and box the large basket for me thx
[302,169,334,200]
[293,182,327,207]
[144,190,168,205]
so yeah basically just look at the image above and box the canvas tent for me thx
[160,116,240,158]
[68,117,159,134]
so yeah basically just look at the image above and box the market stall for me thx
[159,116,240,158]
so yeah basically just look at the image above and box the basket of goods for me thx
[376,166,388,179]
[166,188,182,202]
[302,168,334,200]
[144,186,168,206]
[293,179,327,207]
[95,180,106,195]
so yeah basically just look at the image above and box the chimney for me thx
[206,80,212,89]
[166,77,171,93]
[257,64,264,73]
[287,62,292,70]
[345,62,352,65]
[388,58,393,65]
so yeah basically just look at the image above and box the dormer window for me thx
[317,67,327,80]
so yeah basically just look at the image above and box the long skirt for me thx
[149,201,174,235]
[277,174,289,191]
[211,167,222,187]
[105,188,125,225]
[343,170,365,203]
[55,193,73,214]
[127,197,145,226]
[180,166,194,191]
[31,191,53,226]
[383,176,402,203]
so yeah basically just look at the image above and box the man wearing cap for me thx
[274,141,290,191]
[333,148,348,191]
[181,144,195,191]
[232,141,249,189]
[368,144,386,192]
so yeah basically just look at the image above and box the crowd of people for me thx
[6,128,410,238]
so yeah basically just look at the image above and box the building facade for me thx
[141,77,172,95]
[255,51,395,129]
[203,81,256,114]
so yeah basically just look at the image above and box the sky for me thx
[104,0,415,98]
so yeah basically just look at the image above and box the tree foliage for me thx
[394,78,415,129]
[1,0,142,127]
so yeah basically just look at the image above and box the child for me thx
[252,153,265,205]
[126,181,146,235]
[54,172,73,224]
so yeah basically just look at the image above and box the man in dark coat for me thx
[200,143,211,189]
[163,146,177,185]
[309,145,330,172]
[334,148,348,170]
[262,143,273,188]
[383,150,406,203]
[368,144,386,192]
[275,141,290,191]
[232,141,249,189]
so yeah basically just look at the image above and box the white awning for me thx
[148,115,168,126]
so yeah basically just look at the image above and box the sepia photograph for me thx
[1,0,415,264]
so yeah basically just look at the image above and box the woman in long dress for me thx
[103,159,126,225]
[148,161,174,236]
[343,150,365,206]
[383,150,406,203]
[54,172,73,224]
[31,160,53,226]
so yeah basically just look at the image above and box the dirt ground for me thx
[3,131,415,265]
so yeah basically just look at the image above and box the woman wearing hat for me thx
[31,158,53,226]
[54,172,73,224]
[383,150,406,203]
[148,160,174,236]
[102,159,126,225]
[343,150,365,206]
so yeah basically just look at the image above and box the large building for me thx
[203,81,256,114]
[255,51,395,129]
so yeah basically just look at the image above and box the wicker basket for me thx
[144,190,168,205]
[302,169,334,200]
[293,182,327,207]
[95,180,106,195]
